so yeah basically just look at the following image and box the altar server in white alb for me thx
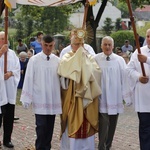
[20,35,62,150]
[0,31,20,148]
[59,28,95,58]
[126,29,150,150]
[94,36,132,150]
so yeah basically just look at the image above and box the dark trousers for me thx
[1,103,15,143]
[35,114,55,150]
[138,112,150,150]
[0,114,2,128]
[98,113,119,150]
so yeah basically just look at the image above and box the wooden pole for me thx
[126,0,146,76]
[4,5,8,73]
[82,0,89,29]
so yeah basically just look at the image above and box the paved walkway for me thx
[0,105,140,150]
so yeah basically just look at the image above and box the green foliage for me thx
[59,2,82,14]
[102,17,114,35]
[117,2,129,18]
[119,0,150,6]
[8,28,17,35]
[115,18,122,31]
[13,3,82,39]
[0,17,2,23]
[0,27,3,31]
[24,17,34,37]
[137,22,150,37]
[15,21,24,39]
[6,29,17,51]
[116,0,150,18]
[16,89,22,105]
[110,30,134,49]
[5,0,149,52]
[40,7,69,34]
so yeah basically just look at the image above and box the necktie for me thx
[47,55,50,61]
[106,56,110,61]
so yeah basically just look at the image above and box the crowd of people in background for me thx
[0,28,150,150]
[15,31,146,70]
[115,34,145,64]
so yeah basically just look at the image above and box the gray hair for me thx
[101,36,114,46]
[19,51,27,57]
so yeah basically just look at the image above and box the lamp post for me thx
[53,33,65,50]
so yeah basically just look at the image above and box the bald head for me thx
[146,29,150,47]
[0,31,5,48]
[0,31,5,35]
[146,29,150,36]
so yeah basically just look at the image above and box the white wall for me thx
[69,12,84,28]
[136,21,146,28]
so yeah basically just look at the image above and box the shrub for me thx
[111,30,134,51]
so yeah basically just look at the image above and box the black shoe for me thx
[3,141,14,148]
[14,117,19,121]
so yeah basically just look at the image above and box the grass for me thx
[8,28,17,36]
[16,89,22,105]
[0,28,17,36]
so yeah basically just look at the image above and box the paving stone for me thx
[0,105,140,150]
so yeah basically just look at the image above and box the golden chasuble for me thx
[58,47,101,138]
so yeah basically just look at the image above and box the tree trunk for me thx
[0,0,5,16]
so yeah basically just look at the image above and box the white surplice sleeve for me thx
[11,50,20,86]
[146,57,150,65]
[0,70,7,107]
[20,58,34,105]
[124,50,142,105]
[60,77,69,89]
[119,57,133,105]
[2,50,20,104]
[126,50,141,84]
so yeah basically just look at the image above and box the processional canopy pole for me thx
[126,0,146,76]
[82,0,89,29]
[4,5,8,73]
[79,0,97,43]
[3,0,15,73]
[82,0,97,29]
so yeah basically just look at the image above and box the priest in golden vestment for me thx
[58,29,102,150]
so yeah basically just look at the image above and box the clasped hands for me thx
[4,71,13,80]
